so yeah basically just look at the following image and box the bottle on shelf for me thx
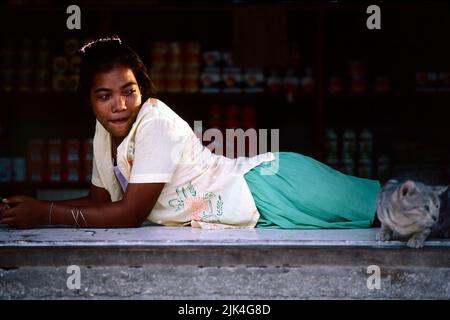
[349,60,368,94]
[341,129,357,175]
[329,76,344,94]
[300,68,315,94]
[376,155,391,183]
[325,128,339,170]
[357,129,374,178]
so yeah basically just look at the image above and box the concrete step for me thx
[1,225,449,299]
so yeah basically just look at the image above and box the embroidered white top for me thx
[91,98,276,229]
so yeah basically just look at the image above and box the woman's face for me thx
[90,66,142,141]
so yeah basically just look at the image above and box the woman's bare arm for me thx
[55,184,112,206]
[0,183,165,228]
[48,183,165,228]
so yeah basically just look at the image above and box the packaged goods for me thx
[203,51,221,68]
[244,68,265,93]
[151,42,168,68]
[374,76,390,93]
[53,56,69,74]
[183,66,199,93]
[47,139,63,182]
[183,42,201,67]
[150,66,166,92]
[223,67,242,93]
[166,66,183,93]
[267,69,282,93]
[200,68,221,93]
[167,42,182,67]
[28,139,44,182]
[325,129,339,169]
[329,76,344,94]
[64,38,80,56]
[300,68,315,94]
[12,157,26,182]
[0,157,11,182]
[82,139,93,182]
[358,129,373,156]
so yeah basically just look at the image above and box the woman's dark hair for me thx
[77,36,156,104]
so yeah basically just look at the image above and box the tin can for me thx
[182,42,201,67]
[53,56,69,74]
[150,66,166,92]
[64,38,80,56]
[223,67,242,93]
[151,42,168,68]
[52,74,68,92]
[200,68,221,93]
[183,67,199,93]
[167,42,182,67]
[166,66,183,93]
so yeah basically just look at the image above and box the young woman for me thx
[0,37,380,229]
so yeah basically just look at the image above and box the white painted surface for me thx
[1,225,449,248]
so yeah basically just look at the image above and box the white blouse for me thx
[92,99,275,229]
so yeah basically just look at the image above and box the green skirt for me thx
[244,152,381,229]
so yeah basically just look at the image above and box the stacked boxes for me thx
[203,104,257,158]
[28,139,45,182]
[25,138,93,183]
[149,42,314,95]
[329,60,391,95]
[0,37,82,93]
[52,38,81,92]
[47,139,63,182]
[65,139,81,182]
[201,50,222,93]
[416,71,450,92]
[150,42,201,93]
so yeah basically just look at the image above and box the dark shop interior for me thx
[1,1,450,199]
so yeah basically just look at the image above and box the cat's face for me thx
[394,180,447,229]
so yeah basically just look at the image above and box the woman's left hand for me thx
[0,196,48,229]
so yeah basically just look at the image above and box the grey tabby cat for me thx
[376,179,449,248]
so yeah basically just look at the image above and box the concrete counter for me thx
[1,225,449,299]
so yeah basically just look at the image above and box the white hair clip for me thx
[79,36,122,53]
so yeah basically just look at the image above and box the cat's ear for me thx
[432,185,448,196]
[400,180,418,197]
